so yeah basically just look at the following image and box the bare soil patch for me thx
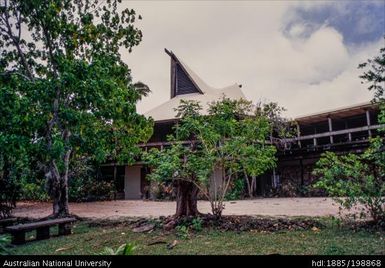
[14,197,341,219]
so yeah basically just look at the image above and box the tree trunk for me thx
[48,161,70,218]
[175,180,199,217]
[244,171,257,198]
[251,176,257,196]
[51,180,69,217]
[51,183,69,218]
[244,171,252,198]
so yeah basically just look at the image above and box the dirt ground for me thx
[13,197,342,219]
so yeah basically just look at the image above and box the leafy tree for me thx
[0,65,32,218]
[243,101,295,197]
[145,98,278,218]
[314,43,385,224]
[144,101,205,217]
[358,39,385,103]
[0,0,153,217]
[313,148,384,223]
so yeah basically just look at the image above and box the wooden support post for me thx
[313,126,317,147]
[328,117,333,144]
[366,110,372,137]
[300,158,304,186]
[345,120,350,142]
[296,124,301,148]
[58,223,72,236]
[11,231,26,245]
[36,226,50,240]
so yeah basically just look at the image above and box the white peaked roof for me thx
[145,51,246,122]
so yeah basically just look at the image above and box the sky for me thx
[122,0,385,118]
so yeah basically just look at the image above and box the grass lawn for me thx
[7,218,384,255]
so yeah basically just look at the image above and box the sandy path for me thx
[13,197,341,219]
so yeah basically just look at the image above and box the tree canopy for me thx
[145,98,286,217]
[0,0,153,217]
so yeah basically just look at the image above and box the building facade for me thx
[260,102,382,196]
[102,50,383,199]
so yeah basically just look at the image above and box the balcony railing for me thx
[139,124,385,151]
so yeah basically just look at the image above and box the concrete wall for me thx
[124,166,142,199]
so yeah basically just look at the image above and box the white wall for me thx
[124,166,142,199]
[209,166,223,199]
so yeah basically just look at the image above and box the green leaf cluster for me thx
[144,97,279,216]
[0,0,153,214]
[313,142,385,223]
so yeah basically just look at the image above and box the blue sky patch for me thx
[283,1,385,45]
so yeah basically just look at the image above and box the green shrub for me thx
[20,182,49,201]
[0,235,10,255]
[88,181,116,200]
[0,178,20,219]
[191,217,203,232]
[69,177,116,202]
[68,158,117,202]
[101,243,136,255]
[149,181,174,200]
[175,225,189,239]
[313,139,385,224]
[225,178,244,201]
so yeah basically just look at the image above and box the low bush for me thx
[0,178,20,219]
[101,243,136,255]
[0,235,10,255]
[313,140,385,224]
[20,181,49,201]
[225,178,245,201]
[191,217,203,232]
[149,181,174,200]
[69,177,116,202]
[175,225,190,239]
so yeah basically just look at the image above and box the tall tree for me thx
[0,0,153,217]
[0,64,29,218]
[242,101,295,197]
[144,101,204,217]
[145,98,278,218]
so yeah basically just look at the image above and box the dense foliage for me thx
[101,243,136,255]
[0,62,34,217]
[314,43,385,224]
[0,235,10,255]
[313,144,384,223]
[145,98,281,217]
[0,178,20,219]
[0,0,153,217]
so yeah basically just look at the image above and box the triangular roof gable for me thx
[165,49,204,98]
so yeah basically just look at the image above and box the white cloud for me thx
[298,27,349,83]
[288,23,307,37]
[121,1,383,119]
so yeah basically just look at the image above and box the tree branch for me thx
[2,0,34,79]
